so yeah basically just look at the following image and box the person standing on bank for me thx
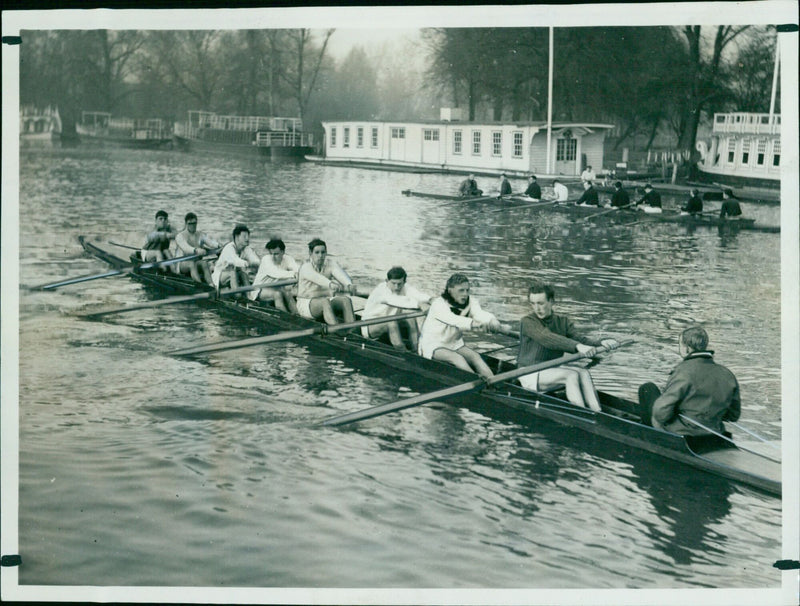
[638,326,740,434]
[517,281,618,411]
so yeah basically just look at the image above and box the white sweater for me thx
[210,242,260,288]
[418,296,497,358]
[361,282,432,320]
[248,253,299,301]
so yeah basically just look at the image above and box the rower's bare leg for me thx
[164,250,179,275]
[577,368,602,411]
[310,298,339,324]
[432,348,473,373]
[283,291,298,314]
[188,260,203,283]
[331,296,355,323]
[384,321,406,350]
[199,260,213,285]
[538,368,587,408]
[458,346,494,379]
[404,319,420,352]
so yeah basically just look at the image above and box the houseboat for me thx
[172,110,314,159]
[20,105,61,148]
[76,111,173,149]
[695,112,781,190]
[313,109,614,178]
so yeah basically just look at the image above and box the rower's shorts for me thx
[518,372,540,391]
[297,297,314,319]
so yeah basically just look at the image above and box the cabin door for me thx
[554,135,578,175]
[389,126,406,160]
[421,128,441,164]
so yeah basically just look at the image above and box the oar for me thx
[440,192,515,206]
[678,414,781,463]
[167,309,428,357]
[490,198,562,213]
[580,201,635,221]
[77,278,297,318]
[108,241,141,250]
[322,342,626,427]
[33,250,219,291]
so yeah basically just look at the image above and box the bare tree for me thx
[283,29,334,123]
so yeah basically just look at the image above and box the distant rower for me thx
[524,175,542,201]
[458,174,483,197]
[142,209,176,269]
[719,189,743,219]
[681,189,704,216]
[636,184,662,214]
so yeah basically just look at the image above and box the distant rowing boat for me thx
[77,237,782,495]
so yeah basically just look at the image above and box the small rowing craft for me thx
[77,237,782,496]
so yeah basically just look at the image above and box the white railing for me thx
[712,112,781,135]
[254,131,313,147]
[187,111,303,133]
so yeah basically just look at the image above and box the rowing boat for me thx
[77,237,782,496]
[401,189,525,202]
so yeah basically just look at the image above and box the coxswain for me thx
[248,238,299,313]
[635,184,663,214]
[210,224,260,290]
[361,266,432,351]
[142,209,176,270]
[637,326,740,432]
[296,238,356,325]
[458,174,483,197]
[680,189,704,215]
[575,180,600,206]
[719,190,743,219]
[517,281,618,411]
[418,273,509,379]
[523,175,542,201]
[174,212,220,285]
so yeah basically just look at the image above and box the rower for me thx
[680,189,704,216]
[523,175,542,201]
[719,189,743,220]
[458,173,483,197]
[608,181,630,208]
[361,266,432,351]
[418,273,508,379]
[174,212,220,285]
[296,238,356,325]
[635,183,663,214]
[638,326,740,434]
[248,238,299,313]
[552,179,570,202]
[142,209,177,270]
[498,173,512,197]
[575,180,600,206]
[517,281,618,411]
[210,224,260,291]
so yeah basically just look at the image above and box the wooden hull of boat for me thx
[78,237,782,496]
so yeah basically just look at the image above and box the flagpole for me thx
[769,34,780,120]
[546,26,554,175]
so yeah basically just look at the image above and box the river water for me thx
[11,148,787,598]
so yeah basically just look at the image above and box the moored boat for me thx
[76,236,782,496]
[20,105,61,148]
[173,110,313,159]
[77,111,173,149]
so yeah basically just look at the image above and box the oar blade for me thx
[77,292,213,318]
[34,268,126,290]
[167,327,320,356]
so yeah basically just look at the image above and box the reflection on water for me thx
[15,148,782,589]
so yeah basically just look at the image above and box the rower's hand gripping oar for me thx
[321,341,631,427]
[32,248,221,291]
[76,278,297,318]
[166,309,428,357]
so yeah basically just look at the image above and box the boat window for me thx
[727,139,736,163]
[772,140,780,166]
[757,139,766,165]
[330,127,337,147]
[741,140,750,165]
[357,127,364,148]
[453,130,462,154]
[513,131,523,158]
[472,131,481,155]
[343,127,350,148]
[492,131,502,156]
[371,127,378,148]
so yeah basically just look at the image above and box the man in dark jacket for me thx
[524,175,542,200]
[636,183,662,212]
[638,326,740,434]
[609,181,631,208]
[575,180,600,206]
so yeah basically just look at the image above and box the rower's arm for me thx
[650,374,690,428]
[723,380,741,422]
[521,316,581,353]
[329,260,353,287]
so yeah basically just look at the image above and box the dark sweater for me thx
[518,312,601,366]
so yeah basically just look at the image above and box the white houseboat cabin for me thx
[319,109,614,178]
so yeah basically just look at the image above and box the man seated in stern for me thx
[517,281,618,411]
[248,238,299,313]
[458,173,483,197]
[211,224,260,291]
[637,326,740,433]
[296,237,356,325]
[174,212,220,285]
